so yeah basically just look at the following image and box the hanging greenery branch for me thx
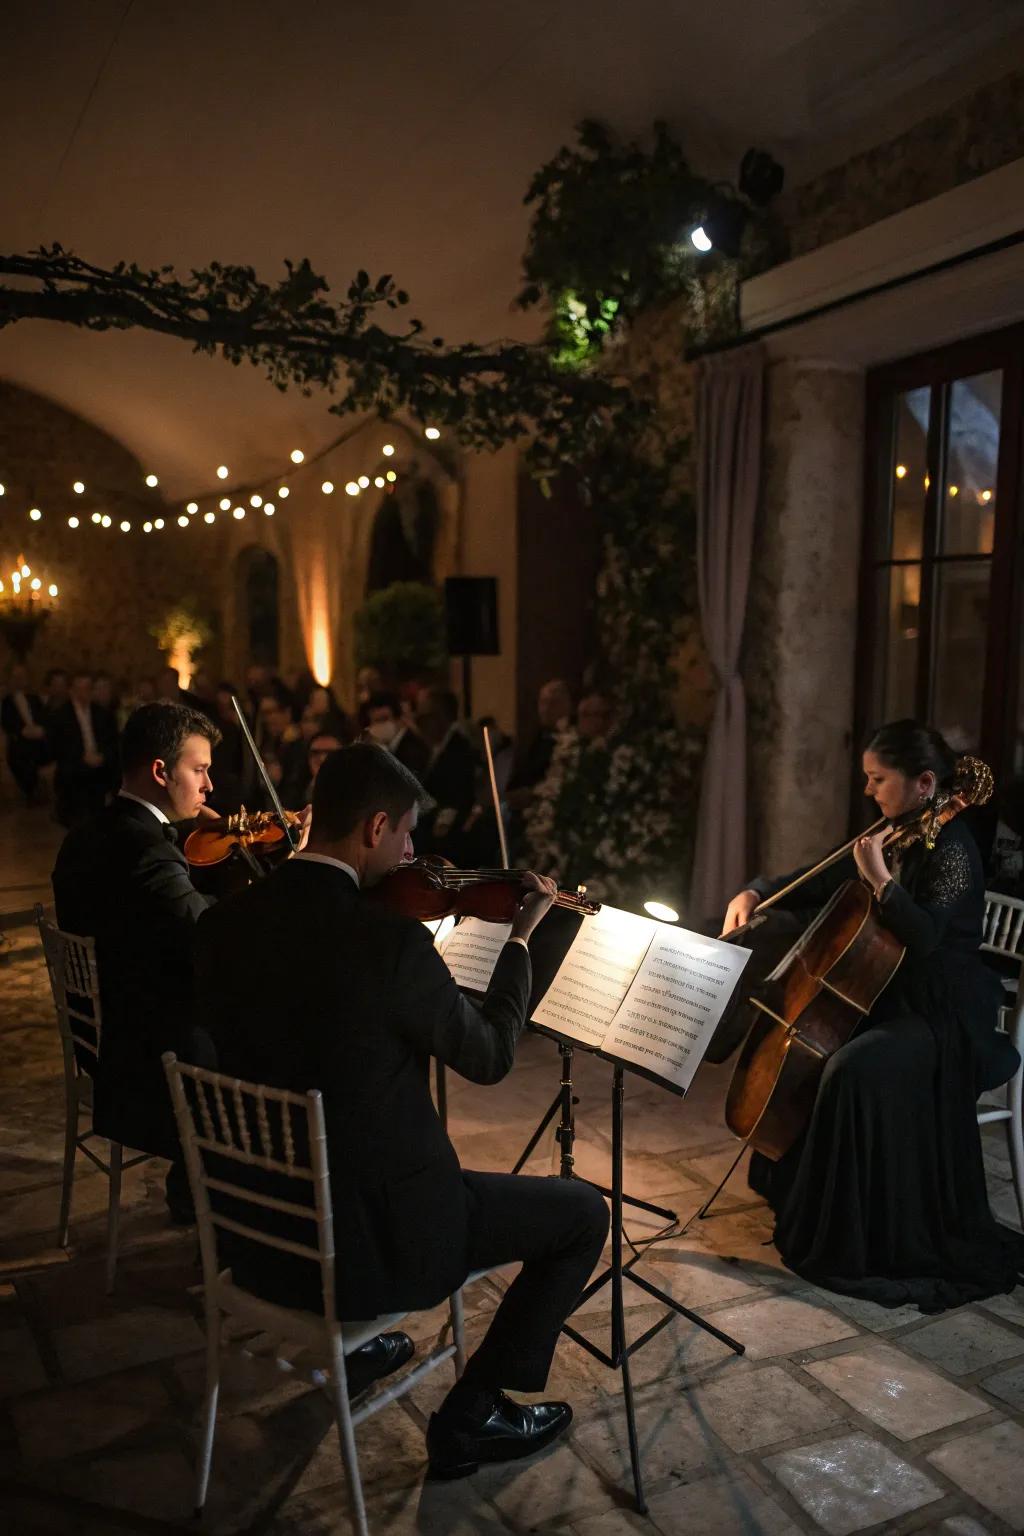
[0,245,642,479]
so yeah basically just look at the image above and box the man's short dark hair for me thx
[121,702,221,774]
[311,742,422,840]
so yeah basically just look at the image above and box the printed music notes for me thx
[531,905,655,1048]
[437,916,512,992]
[603,926,750,1093]
[437,905,751,1095]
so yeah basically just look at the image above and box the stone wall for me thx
[0,381,223,687]
[783,67,1024,259]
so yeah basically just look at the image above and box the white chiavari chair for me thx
[164,1053,475,1535]
[35,904,151,1292]
[979,891,1024,1229]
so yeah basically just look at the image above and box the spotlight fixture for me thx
[738,147,785,206]
[695,196,747,258]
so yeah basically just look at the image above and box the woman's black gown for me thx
[746,818,1024,1312]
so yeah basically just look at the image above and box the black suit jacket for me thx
[51,797,214,1156]
[194,857,531,1315]
[415,730,477,855]
[49,699,118,776]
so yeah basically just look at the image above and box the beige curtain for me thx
[689,345,765,926]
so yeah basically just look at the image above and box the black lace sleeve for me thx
[876,826,979,959]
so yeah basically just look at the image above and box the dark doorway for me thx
[238,547,280,666]
[366,480,438,593]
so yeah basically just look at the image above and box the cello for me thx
[722,755,993,1161]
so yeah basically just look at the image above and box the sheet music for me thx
[531,904,656,1047]
[603,927,750,1092]
[437,916,512,991]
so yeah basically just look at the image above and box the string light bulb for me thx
[68,515,79,528]
[216,465,229,479]
[980,488,993,503]
[0,483,5,495]
[374,476,385,488]
[91,512,102,524]
[204,511,215,524]
[250,493,263,507]
[101,515,112,528]
[143,522,153,533]
[233,506,245,519]
[345,481,359,496]
[949,484,959,497]
[357,475,369,488]
[382,444,395,457]
[385,470,397,483]
[278,486,289,498]
[321,481,334,494]
[177,514,189,527]
[73,481,85,494]
[424,426,440,440]
[30,577,41,591]
[29,507,42,521]
[895,464,907,479]
[154,518,164,530]
[145,474,159,487]
[186,501,199,514]
[219,497,231,511]
[48,584,58,598]
[263,502,275,515]
[20,563,30,577]
[120,520,132,532]
[290,449,304,464]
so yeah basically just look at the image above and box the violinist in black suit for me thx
[49,671,119,826]
[1,663,49,802]
[195,743,608,1478]
[52,702,222,1219]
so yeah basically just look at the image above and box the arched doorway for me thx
[236,546,280,666]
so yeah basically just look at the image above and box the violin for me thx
[718,755,994,1159]
[368,856,601,924]
[184,806,304,868]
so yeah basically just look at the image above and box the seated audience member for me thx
[51,702,222,1220]
[50,671,120,826]
[355,664,383,707]
[1,663,49,803]
[507,679,573,808]
[414,687,477,858]
[42,667,71,731]
[155,664,204,713]
[195,743,606,1472]
[361,689,430,777]
[307,684,354,744]
[575,690,614,745]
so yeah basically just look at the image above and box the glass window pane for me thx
[884,387,931,562]
[881,564,920,721]
[941,370,1001,556]
[931,558,992,750]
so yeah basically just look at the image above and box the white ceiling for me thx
[2,0,1024,497]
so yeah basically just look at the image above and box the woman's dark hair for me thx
[121,702,221,774]
[866,719,957,788]
[311,741,422,840]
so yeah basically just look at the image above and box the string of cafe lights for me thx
[0,423,442,536]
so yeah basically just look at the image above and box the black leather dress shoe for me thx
[426,1392,573,1479]
[344,1331,414,1398]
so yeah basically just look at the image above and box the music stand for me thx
[559,1056,745,1514]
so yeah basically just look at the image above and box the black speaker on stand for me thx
[444,577,499,719]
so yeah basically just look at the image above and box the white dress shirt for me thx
[117,789,170,825]
[73,698,99,758]
[292,850,360,887]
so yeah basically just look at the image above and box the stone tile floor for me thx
[1,805,1022,1535]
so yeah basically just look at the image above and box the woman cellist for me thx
[721,719,1024,1312]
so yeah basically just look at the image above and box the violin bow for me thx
[482,723,510,870]
[231,694,300,852]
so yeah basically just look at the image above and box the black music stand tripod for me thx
[559,1057,746,1514]
[511,1039,678,1229]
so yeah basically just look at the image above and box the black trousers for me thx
[457,1171,609,1393]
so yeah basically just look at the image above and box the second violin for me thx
[369,856,601,924]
